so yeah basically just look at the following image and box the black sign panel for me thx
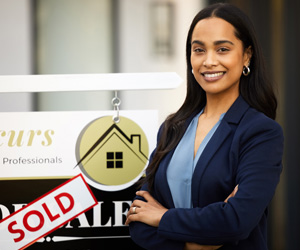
[0,179,142,249]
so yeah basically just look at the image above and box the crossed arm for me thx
[126,186,238,250]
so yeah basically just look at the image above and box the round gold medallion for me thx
[76,116,149,191]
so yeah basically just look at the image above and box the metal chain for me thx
[111,91,121,123]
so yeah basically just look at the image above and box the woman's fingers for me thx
[224,184,239,203]
[136,190,154,202]
[184,242,223,250]
[126,191,168,227]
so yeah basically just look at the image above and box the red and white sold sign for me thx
[0,174,97,250]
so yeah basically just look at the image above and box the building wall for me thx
[0,0,32,111]
[118,0,204,124]
[0,0,204,120]
[35,0,113,111]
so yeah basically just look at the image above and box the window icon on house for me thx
[76,116,150,191]
[107,152,123,168]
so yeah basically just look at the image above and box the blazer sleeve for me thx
[130,200,185,250]
[129,124,186,250]
[129,160,185,249]
[157,116,284,245]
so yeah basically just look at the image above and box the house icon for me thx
[76,116,149,188]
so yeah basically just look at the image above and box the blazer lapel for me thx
[155,149,176,208]
[191,121,232,205]
[191,96,249,205]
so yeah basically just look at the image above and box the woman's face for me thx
[190,17,251,99]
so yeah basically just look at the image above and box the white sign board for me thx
[0,110,157,184]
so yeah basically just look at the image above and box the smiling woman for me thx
[126,3,283,250]
[190,17,251,103]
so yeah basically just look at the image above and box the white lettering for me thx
[1,200,132,229]
[114,201,131,227]
[0,205,10,220]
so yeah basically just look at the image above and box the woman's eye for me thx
[193,48,205,53]
[218,47,229,53]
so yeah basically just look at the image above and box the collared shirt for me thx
[167,110,225,208]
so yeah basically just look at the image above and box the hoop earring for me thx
[243,66,250,76]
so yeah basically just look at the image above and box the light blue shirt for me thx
[166,110,225,208]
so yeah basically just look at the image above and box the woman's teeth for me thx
[204,72,224,78]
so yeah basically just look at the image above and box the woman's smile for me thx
[201,71,226,82]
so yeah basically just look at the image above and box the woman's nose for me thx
[203,51,218,67]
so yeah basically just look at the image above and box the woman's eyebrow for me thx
[214,40,234,46]
[191,40,234,46]
[191,40,204,46]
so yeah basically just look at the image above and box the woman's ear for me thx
[244,46,253,66]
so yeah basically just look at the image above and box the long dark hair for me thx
[143,3,277,192]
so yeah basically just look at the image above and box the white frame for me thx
[0,72,182,93]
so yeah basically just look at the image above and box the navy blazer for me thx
[130,96,284,250]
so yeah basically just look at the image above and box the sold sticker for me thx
[0,174,97,249]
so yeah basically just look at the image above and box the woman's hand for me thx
[125,190,168,227]
[224,185,238,203]
[184,242,223,250]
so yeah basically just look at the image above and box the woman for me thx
[126,3,283,250]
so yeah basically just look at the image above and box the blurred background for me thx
[0,0,299,249]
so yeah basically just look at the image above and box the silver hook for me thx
[111,91,121,123]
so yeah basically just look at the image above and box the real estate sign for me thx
[0,110,157,249]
